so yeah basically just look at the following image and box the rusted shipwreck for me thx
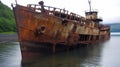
[12,1,110,53]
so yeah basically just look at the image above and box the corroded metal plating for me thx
[12,1,110,53]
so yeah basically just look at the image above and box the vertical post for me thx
[53,45,56,54]
[39,1,45,12]
[88,0,91,12]
[15,0,18,4]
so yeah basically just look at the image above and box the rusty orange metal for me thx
[12,1,110,53]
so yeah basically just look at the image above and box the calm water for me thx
[0,36,120,67]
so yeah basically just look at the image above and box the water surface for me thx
[0,36,120,67]
[0,42,21,67]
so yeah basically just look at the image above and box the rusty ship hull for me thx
[12,1,110,53]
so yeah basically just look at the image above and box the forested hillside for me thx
[0,1,16,32]
[105,23,120,32]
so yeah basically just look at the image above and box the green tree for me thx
[0,1,16,32]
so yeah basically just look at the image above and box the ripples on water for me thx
[0,42,21,67]
[0,36,120,67]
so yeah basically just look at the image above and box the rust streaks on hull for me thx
[12,1,110,53]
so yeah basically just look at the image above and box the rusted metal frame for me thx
[66,11,69,19]
[12,5,22,43]
[43,5,82,22]
[51,14,80,24]
[49,9,82,23]
[18,12,56,45]
[18,25,35,32]
[13,2,110,54]
[86,35,97,44]
[26,4,85,23]
[16,5,35,14]
[14,6,28,42]
[59,9,62,17]
[79,34,89,42]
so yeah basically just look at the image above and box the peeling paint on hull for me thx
[12,1,110,54]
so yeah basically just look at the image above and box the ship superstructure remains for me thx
[12,1,110,53]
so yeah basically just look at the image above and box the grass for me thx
[0,32,17,34]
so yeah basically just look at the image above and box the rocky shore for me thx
[0,34,18,43]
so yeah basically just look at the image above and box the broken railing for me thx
[27,4,85,22]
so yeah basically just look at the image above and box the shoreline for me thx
[0,34,18,43]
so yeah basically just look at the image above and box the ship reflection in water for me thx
[22,44,103,67]
[0,36,120,67]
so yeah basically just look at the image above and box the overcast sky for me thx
[1,0,120,24]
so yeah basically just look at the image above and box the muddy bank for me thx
[0,34,18,43]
